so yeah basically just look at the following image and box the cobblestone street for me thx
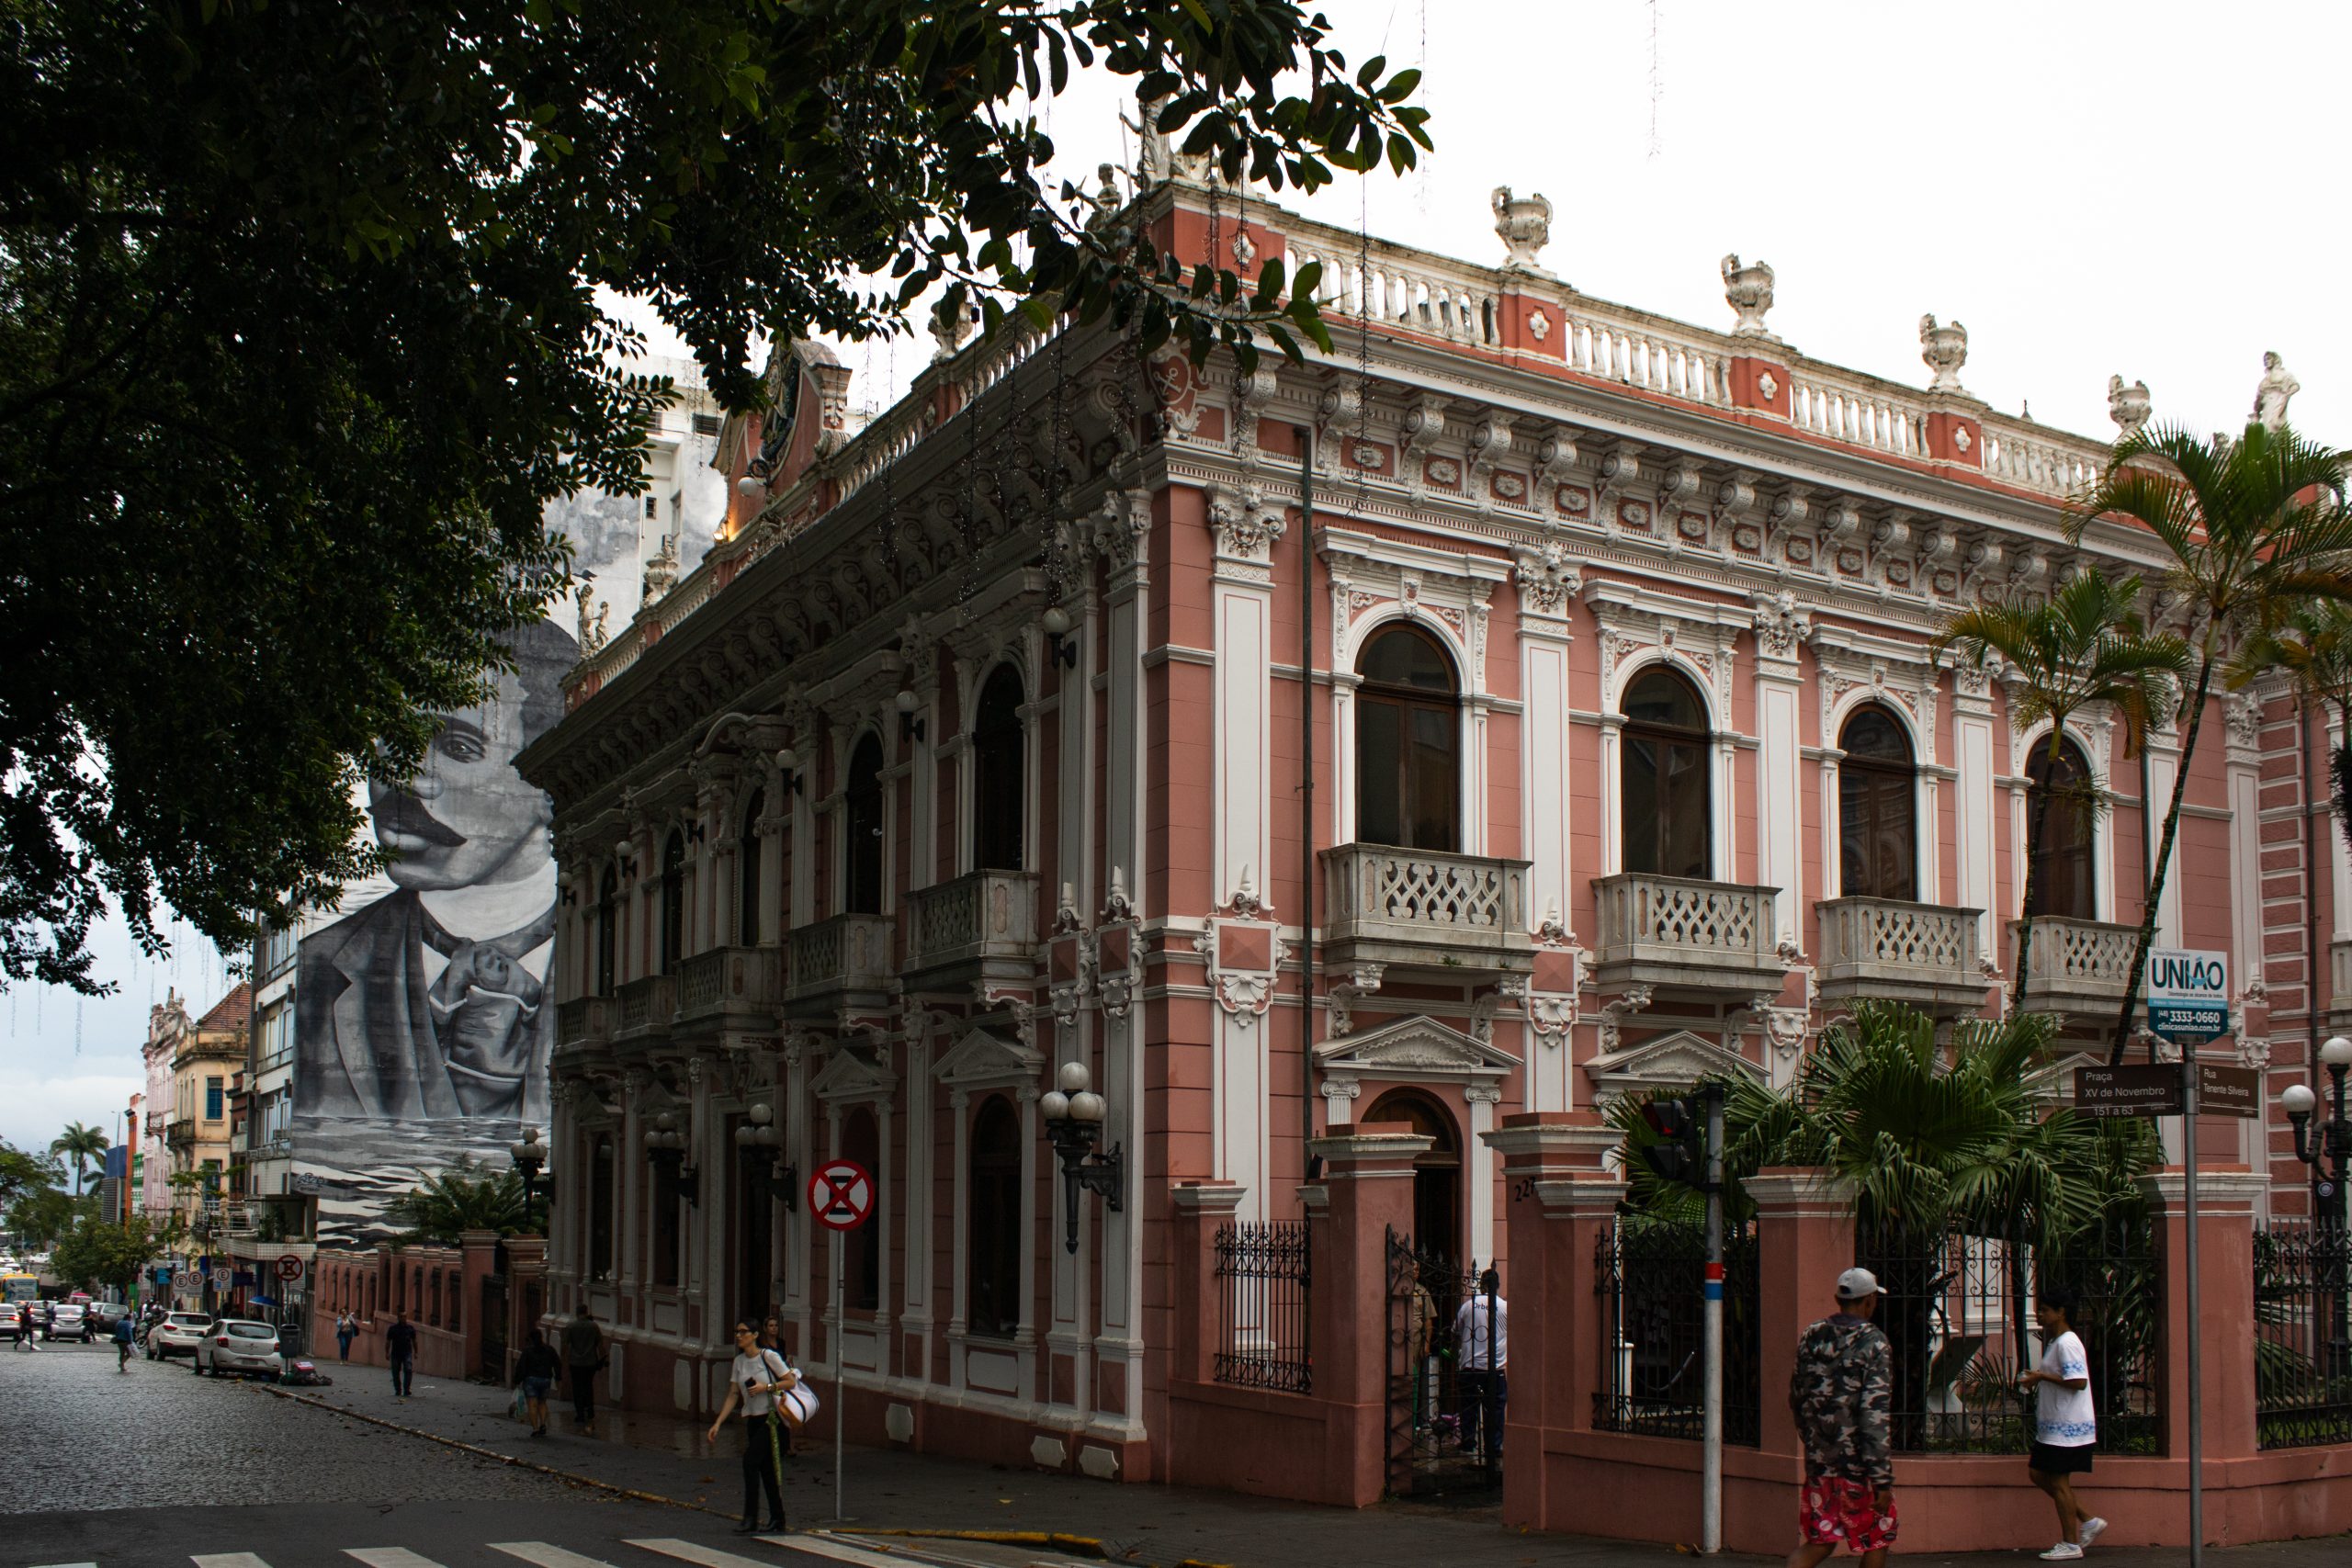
[1,1339,586,1515]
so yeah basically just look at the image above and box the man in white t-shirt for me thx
[2016,1287,2107,1560]
[1451,1269,1508,1466]
[708,1320,799,1535]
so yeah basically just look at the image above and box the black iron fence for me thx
[1856,1218,2158,1456]
[2254,1219,2352,1450]
[1212,1220,1311,1393]
[1592,1213,1761,1445]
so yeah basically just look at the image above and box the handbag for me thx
[512,1384,529,1421]
[762,1348,820,1431]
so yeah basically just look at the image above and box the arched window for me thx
[1838,706,1917,900]
[1622,666,1713,879]
[2026,736,2098,920]
[844,736,885,915]
[966,1096,1022,1338]
[594,866,619,996]
[1354,625,1460,851]
[660,829,686,974]
[738,786,765,945]
[589,1137,616,1280]
[1364,1088,1462,1263]
[972,666,1026,870]
[842,1108,882,1312]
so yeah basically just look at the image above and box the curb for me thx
[244,1380,733,1522]
[854,1529,1111,1559]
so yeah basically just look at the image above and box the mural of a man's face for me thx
[370,667,554,892]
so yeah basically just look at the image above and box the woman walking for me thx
[707,1319,797,1535]
[514,1327,563,1438]
[335,1311,356,1363]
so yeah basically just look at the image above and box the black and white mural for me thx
[294,372,725,1243]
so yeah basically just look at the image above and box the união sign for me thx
[2145,947,2231,1044]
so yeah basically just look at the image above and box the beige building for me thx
[165,984,250,1235]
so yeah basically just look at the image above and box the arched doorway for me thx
[1364,1088,1462,1263]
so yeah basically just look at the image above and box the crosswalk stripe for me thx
[490,1545,621,1568]
[191,1558,269,1568]
[30,1561,98,1567]
[625,1540,786,1568]
[765,1537,908,1568]
[345,1551,452,1568]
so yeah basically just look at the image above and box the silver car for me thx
[146,1311,212,1360]
[44,1302,89,1341]
[194,1318,284,1380]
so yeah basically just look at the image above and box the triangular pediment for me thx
[1314,1015,1521,1082]
[1582,1029,1762,1105]
[2026,1050,2108,1104]
[808,1044,895,1105]
[932,1026,1044,1090]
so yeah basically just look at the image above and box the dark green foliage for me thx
[383,1154,526,1245]
[0,1,1428,989]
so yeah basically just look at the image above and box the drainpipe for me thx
[2307,707,2326,1151]
[1298,425,1319,1171]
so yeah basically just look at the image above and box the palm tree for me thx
[2069,421,2352,1064]
[50,1122,107,1199]
[384,1156,526,1246]
[1931,570,2188,1005]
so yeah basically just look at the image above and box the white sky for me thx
[4,0,2337,1160]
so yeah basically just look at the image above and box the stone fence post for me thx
[1482,1111,1623,1527]
[1745,1168,1856,1465]
[1307,1125,1430,1506]
[1170,1181,1245,1386]
[2141,1165,2266,1468]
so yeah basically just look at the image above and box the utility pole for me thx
[1701,1081,1725,1556]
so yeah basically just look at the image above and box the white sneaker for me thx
[2079,1517,2108,1548]
[2040,1544,2085,1561]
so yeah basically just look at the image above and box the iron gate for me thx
[1385,1229,1503,1499]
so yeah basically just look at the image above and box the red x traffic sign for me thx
[808,1158,875,1232]
[274,1255,306,1282]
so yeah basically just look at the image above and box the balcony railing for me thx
[677,945,783,1027]
[1590,873,1783,994]
[1320,843,1533,971]
[1815,897,1989,1015]
[557,996,613,1050]
[784,913,897,1010]
[2007,916,2138,1018]
[904,869,1039,980]
[614,974,677,1039]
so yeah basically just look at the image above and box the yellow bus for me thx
[1,1273,39,1304]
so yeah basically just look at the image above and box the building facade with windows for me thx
[518,171,2327,1483]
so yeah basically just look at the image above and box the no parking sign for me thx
[808,1159,874,1232]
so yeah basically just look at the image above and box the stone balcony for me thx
[557,996,614,1051]
[783,912,897,1018]
[1320,843,1534,977]
[613,973,677,1043]
[675,944,784,1036]
[1589,873,1783,997]
[902,869,1040,994]
[2007,916,2138,1022]
[1815,897,1990,1016]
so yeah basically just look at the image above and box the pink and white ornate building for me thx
[517,169,2331,1482]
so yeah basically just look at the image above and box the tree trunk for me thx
[2105,651,2217,1066]
[2011,728,2067,1006]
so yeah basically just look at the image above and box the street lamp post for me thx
[1041,1061,1123,1256]
[644,1111,697,1204]
[509,1126,547,1235]
[2281,1033,2352,1380]
[733,1101,796,1211]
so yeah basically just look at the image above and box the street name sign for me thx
[2193,1063,2261,1119]
[2146,947,2231,1044]
[808,1158,875,1232]
[2074,1064,2185,1117]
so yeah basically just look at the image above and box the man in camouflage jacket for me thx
[1788,1268,1895,1565]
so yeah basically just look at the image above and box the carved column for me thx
[1751,591,1810,957]
[1514,543,1581,1120]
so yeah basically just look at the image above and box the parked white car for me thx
[194,1318,284,1380]
[44,1302,89,1341]
[145,1311,212,1360]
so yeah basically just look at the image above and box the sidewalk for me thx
[252,1368,2345,1568]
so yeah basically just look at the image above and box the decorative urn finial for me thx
[2107,374,2151,436]
[1491,186,1554,273]
[1919,314,1970,395]
[1721,254,1777,340]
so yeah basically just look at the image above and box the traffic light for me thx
[1639,1096,1707,1187]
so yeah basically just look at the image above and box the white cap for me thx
[1835,1267,1881,1302]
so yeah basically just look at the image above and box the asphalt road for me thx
[0,1340,857,1568]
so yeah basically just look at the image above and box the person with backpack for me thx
[707,1319,797,1535]
[513,1326,562,1438]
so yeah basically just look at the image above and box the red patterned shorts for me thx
[1799,1474,1897,1551]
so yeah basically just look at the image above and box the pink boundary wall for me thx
[1490,1114,2352,1554]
